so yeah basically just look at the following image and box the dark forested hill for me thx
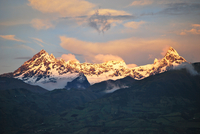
[1,63,200,134]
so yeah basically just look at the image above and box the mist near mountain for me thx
[173,62,199,76]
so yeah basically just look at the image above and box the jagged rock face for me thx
[7,47,187,90]
[129,47,187,79]
[65,73,90,90]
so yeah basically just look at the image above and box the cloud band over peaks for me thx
[59,36,178,64]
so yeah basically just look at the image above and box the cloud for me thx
[29,0,133,32]
[127,64,138,68]
[88,9,131,16]
[31,19,54,30]
[128,0,184,6]
[28,0,95,17]
[88,10,111,33]
[59,54,79,62]
[31,37,50,47]
[192,24,200,27]
[18,45,35,52]
[124,21,146,29]
[161,46,170,56]
[180,24,200,35]
[129,0,153,6]
[31,37,46,44]
[62,8,133,33]
[93,54,123,63]
[87,9,133,33]
[34,41,44,47]
[0,35,26,42]
[60,36,178,64]
[160,3,200,15]
[173,62,199,76]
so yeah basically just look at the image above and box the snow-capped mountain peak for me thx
[165,47,179,56]
[162,47,186,65]
[5,47,187,90]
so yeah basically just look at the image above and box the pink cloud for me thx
[93,54,123,63]
[59,54,79,62]
[28,0,95,17]
[127,64,138,68]
[180,24,200,35]
[0,35,26,42]
[161,46,170,56]
[60,36,180,64]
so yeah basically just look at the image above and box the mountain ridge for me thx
[0,47,187,90]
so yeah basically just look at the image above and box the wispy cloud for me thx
[31,37,46,44]
[124,21,146,29]
[31,37,51,47]
[180,24,200,35]
[0,35,27,42]
[31,19,54,30]
[129,0,153,6]
[159,3,200,15]
[33,41,44,47]
[18,45,35,52]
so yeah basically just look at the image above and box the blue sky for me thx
[0,0,200,74]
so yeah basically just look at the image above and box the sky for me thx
[0,0,200,74]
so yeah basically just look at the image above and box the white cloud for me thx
[173,62,199,76]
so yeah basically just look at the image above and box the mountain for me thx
[12,66,200,134]
[0,47,187,90]
[0,77,47,94]
[0,88,100,134]
[65,73,90,90]
[87,76,136,93]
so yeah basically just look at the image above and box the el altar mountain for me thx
[1,47,187,90]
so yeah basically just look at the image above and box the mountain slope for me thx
[65,73,90,90]
[87,76,136,93]
[21,68,200,134]
[0,47,187,90]
[0,88,100,134]
[0,77,47,94]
